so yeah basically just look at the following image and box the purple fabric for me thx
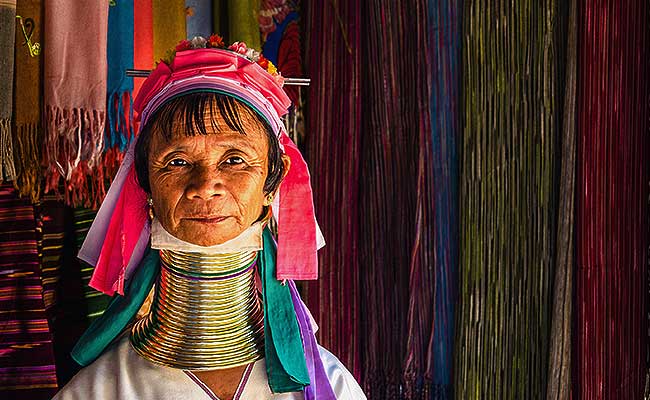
[288,281,337,400]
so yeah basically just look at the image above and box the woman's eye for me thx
[168,158,189,167]
[224,156,245,165]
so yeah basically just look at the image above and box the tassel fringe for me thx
[1,118,16,181]
[44,105,106,208]
[12,122,42,202]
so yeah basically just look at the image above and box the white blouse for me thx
[53,335,366,400]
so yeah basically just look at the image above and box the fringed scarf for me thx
[104,0,135,200]
[455,1,560,398]
[152,0,186,62]
[12,0,41,201]
[0,0,17,182]
[575,0,650,397]
[304,0,362,385]
[546,1,576,399]
[43,0,108,206]
[185,0,213,39]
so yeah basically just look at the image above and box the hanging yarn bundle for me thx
[455,1,560,399]
[417,0,462,398]
[304,0,362,383]
[546,1,576,399]
[360,0,434,398]
[574,0,650,398]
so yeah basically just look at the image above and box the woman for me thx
[54,38,365,400]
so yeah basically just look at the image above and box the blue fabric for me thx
[185,0,213,39]
[428,0,461,394]
[261,11,298,64]
[106,0,134,151]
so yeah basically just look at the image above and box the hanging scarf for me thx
[185,0,213,39]
[0,0,17,182]
[152,0,185,62]
[12,0,41,201]
[106,0,134,152]
[43,0,108,206]
[133,0,153,104]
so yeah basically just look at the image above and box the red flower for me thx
[257,54,270,69]
[208,34,224,48]
[175,40,191,52]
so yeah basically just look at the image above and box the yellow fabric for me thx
[152,0,186,62]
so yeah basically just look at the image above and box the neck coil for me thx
[130,249,265,370]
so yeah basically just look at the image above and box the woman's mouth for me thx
[184,216,230,224]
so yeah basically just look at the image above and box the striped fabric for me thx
[0,184,57,399]
[73,208,111,321]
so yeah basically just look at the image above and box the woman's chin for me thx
[174,222,246,247]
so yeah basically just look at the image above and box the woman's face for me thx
[148,106,272,246]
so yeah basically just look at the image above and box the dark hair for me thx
[134,92,285,195]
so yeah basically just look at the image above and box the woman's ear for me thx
[263,155,291,207]
[280,154,291,181]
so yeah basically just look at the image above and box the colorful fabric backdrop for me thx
[0,2,648,400]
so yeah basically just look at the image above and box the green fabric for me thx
[260,228,309,392]
[228,0,260,50]
[71,247,160,366]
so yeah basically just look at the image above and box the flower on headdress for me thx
[175,40,192,52]
[228,41,248,55]
[190,36,207,49]
[208,34,224,48]
[257,54,270,70]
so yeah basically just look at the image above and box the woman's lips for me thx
[184,216,230,224]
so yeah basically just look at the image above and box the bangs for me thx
[147,92,274,140]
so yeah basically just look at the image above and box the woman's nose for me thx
[184,166,226,200]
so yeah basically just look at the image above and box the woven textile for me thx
[0,0,17,181]
[133,0,153,104]
[574,0,650,398]
[455,1,560,399]
[43,0,108,206]
[0,184,57,400]
[12,0,42,201]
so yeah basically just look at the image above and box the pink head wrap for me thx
[79,47,319,295]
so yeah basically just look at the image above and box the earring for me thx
[265,193,274,206]
[147,197,154,220]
